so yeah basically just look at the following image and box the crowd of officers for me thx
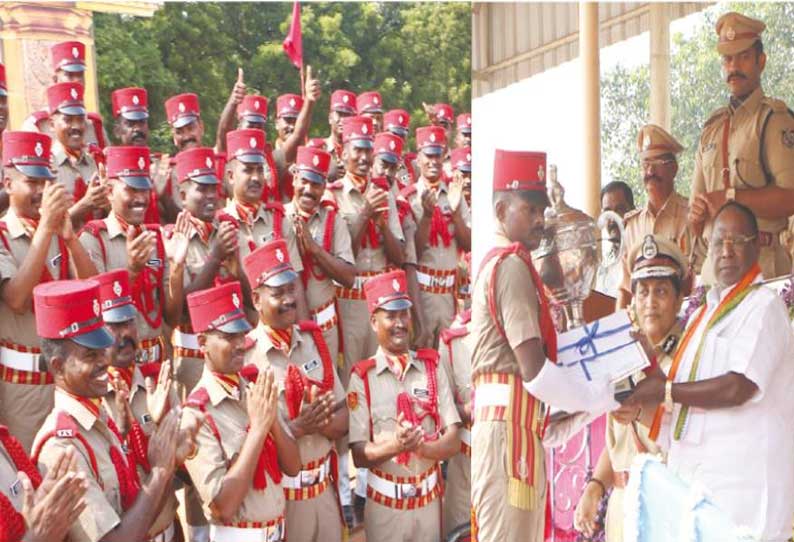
[0,37,472,542]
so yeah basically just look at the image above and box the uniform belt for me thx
[368,467,438,502]
[0,345,42,373]
[310,299,337,331]
[282,454,331,490]
[613,471,630,489]
[139,337,164,363]
[147,521,175,542]
[336,268,395,300]
[210,518,285,542]
[473,382,511,408]
[416,267,456,292]
[173,328,200,350]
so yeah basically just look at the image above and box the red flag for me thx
[283,1,303,70]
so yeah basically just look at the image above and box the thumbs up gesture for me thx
[230,67,246,105]
[304,65,321,103]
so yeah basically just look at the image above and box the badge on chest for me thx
[412,387,430,400]
[302,359,321,375]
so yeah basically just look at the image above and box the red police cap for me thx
[295,146,331,184]
[373,132,403,164]
[243,239,298,289]
[456,113,472,134]
[357,91,383,114]
[95,269,137,323]
[165,93,200,128]
[237,95,268,124]
[226,128,266,164]
[450,147,472,172]
[47,82,86,116]
[277,94,302,118]
[364,269,412,314]
[306,138,326,150]
[492,149,547,193]
[330,90,356,114]
[416,126,446,155]
[2,131,55,179]
[111,87,148,120]
[0,63,6,96]
[175,147,219,185]
[34,279,113,348]
[187,281,252,334]
[105,146,152,190]
[433,103,454,123]
[51,41,86,73]
[342,116,374,148]
[384,109,410,138]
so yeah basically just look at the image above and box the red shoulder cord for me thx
[105,417,141,510]
[284,324,336,418]
[299,206,336,288]
[429,206,453,247]
[5,220,70,285]
[394,350,440,466]
[131,226,166,330]
[264,146,279,203]
[0,426,40,542]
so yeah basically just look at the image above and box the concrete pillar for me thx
[579,1,601,218]
[649,3,671,130]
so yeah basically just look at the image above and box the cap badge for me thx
[509,180,519,190]
[373,96,379,104]
[132,94,140,105]
[466,152,472,161]
[70,87,78,100]
[113,281,122,297]
[362,124,369,135]
[389,140,396,150]
[467,116,472,125]
[726,26,736,41]
[34,141,44,158]
[430,133,436,143]
[438,109,446,118]
[642,235,659,260]
[399,115,404,123]
[289,98,296,107]
[254,100,260,110]
[232,292,240,308]
[392,279,400,291]
[249,137,257,149]
[178,102,186,113]
[312,155,320,167]
[342,94,350,103]
[276,248,285,262]
[72,46,79,58]
[138,156,146,170]
[93,298,100,316]
[538,165,545,182]
[205,157,213,168]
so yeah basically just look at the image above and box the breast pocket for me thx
[734,148,767,189]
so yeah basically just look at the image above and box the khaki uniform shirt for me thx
[692,86,794,280]
[221,200,303,270]
[182,366,286,523]
[470,232,541,378]
[619,193,691,294]
[406,177,471,272]
[245,323,345,464]
[329,173,404,274]
[52,141,98,201]
[34,390,126,542]
[0,208,73,352]
[439,321,473,417]
[78,212,169,342]
[284,203,354,312]
[0,440,25,514]
[347,347,460,477]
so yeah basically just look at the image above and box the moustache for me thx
[644,175,659,183]
[115,336,136,351]
[180,137,197,148]
[727,72,746,82]
[278,303,297,314]
[68,128,82,136]
[132,131,146,141]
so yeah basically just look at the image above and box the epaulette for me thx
[400,184,418,199]
[320,199,339,212]
[414,348,439,367]
[761,96,792,115]
[327,180,344,191]
[440,325,469,346]
[240,364,259,383]
[622,208,642,223]
[79,219,108,237]
[703,106,729,129]
[54,411,78,439]
[351,358,376,378]
[265,201,285,214]
[185,387,210,409]
[298,320,321,333]
[138,362,162,382]
[216,211,239,227]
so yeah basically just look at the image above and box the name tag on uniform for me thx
[412,387,430,399]
[9,479,21,497]
[262,231,276,242]
[141,413,153,425]
[50,253,63,268]
[303,359,320,374]
[146,258,162,268]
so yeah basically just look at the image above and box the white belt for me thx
[139,344,161,363]
[351,275,369,290]
[173,329,200,350]
[311,302,336,328]
[147,521,175,542]
[210,522,284,542]
[416,270,455,288]
[0,346,41,373]
[474,383,510,408]
[460,428,471,447]
[368,469,438,500]
[281,455,331,489]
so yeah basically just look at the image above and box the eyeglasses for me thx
[709,234,757,252]
[641,158,676,169]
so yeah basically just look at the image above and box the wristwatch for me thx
[725,187,736,202]
[663,380,674,413]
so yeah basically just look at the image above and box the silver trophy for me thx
[532,165,623,331]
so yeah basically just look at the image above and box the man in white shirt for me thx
[627,201,794,542]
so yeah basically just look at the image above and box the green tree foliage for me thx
[93,2,471,153]
[601,2,794,206]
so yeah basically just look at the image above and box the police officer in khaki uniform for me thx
[439,308,473,537]
[96,269,181,542]
[470,150,556,542]
[575,235,686,542]
[325,90,358,183]
[689,12,794,284]
[181,281,302,542]
[403,126,471,346]
[242,239,348,542]
[347,269,461,542]
[0,131,98,452]
[616,123,690,309]
[32,279,195,542]
[78,146,186,367]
